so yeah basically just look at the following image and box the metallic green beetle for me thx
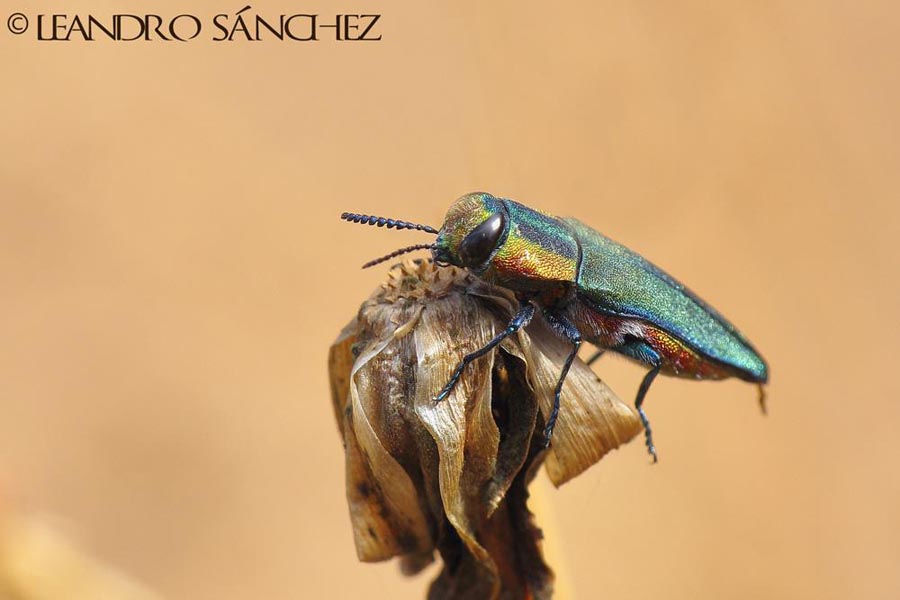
[341,192,769,461]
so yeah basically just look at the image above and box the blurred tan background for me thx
[1,1,898,598]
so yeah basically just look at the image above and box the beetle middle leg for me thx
[433,301,536,402]
[541,311,582,448]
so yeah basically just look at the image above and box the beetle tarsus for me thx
[637,405,659,463]
[757,383,768,415]
[433,362,467,402]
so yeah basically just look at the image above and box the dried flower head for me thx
[328,260,642,599]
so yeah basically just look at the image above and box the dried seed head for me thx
[328,260,642,599]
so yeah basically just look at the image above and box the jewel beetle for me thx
[341,192,769,462]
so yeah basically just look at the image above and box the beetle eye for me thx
[458,212,505,267]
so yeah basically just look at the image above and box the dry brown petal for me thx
[329,260,643,599]
[513,319,643,486]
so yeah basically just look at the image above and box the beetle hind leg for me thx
[585,349,605,366]
[635,364,662,463]
[615,339,663,463]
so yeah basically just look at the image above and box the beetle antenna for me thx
[362,244,435,269]
[341,212,439,235]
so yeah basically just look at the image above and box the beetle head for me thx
[432,192,508,272]
[340,192,508,272]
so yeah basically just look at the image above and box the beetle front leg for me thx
[433,301,536,402]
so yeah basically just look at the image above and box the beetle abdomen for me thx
[565,218,768,383]
[564,301,734,379]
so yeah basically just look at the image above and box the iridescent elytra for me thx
[341,192,769,461]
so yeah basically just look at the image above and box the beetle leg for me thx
[585,349,605,366]
[614,339,663,462]
[433,301,536,402]
[757,383,768,415]
[635,363,662,463]
[540,311,582,447]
